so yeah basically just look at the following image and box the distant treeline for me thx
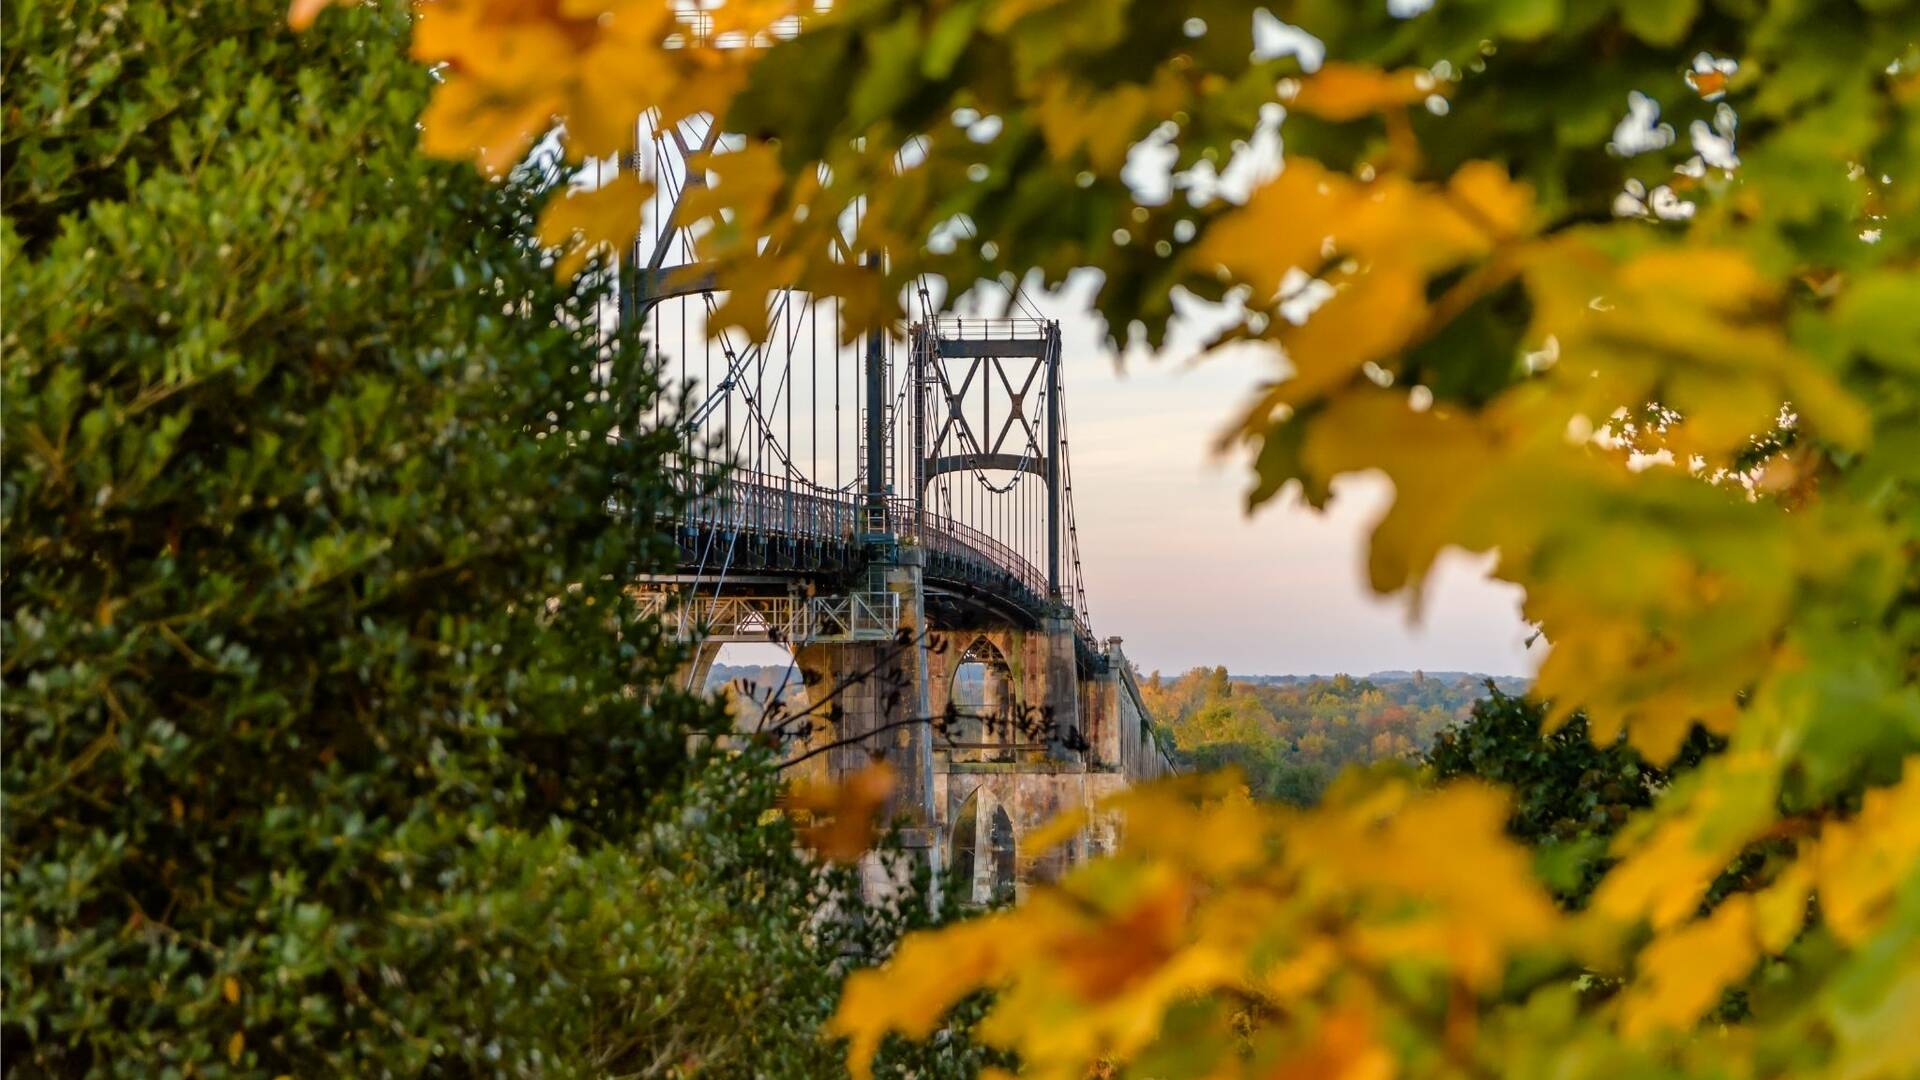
[704,663,806,729]
[1138,667,1528,805]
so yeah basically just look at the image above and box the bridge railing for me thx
[672,462,862,546]
[924,315,1053,342]
[664,463,1092,640]
[893,498,1047,602]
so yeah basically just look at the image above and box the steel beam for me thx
[936,339,1048,358]
[924,452,1047,480]
[1045,323,1061,599]
[634,588,901,644]
[634,265,718,309]
[863,254,889,536]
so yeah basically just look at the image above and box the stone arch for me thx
[945,636,1019,761]
[948,789,979,898]
[947,786,1019,904]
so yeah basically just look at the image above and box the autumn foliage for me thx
[307,0,1919,1076]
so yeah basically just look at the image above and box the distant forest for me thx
[705,661,1526,807]
[704,663,805,730]
[1139,668,1529,805]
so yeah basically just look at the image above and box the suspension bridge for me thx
[617,106,1173,901]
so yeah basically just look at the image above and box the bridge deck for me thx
[665,469,1096,650]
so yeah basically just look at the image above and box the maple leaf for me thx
[419,76,563,176]
[783,760,894,862]
[1815,760,1920,944]
[1035,67,1187,173]
[536,172,652,281]
[1618,895,1758,1036]
[831,912,1030,1080]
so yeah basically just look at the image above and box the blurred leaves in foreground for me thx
[2,1,991,1073]
[282,0,1920,1074]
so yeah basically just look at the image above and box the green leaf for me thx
[1617,0,1699,45]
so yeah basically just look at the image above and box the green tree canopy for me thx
[0,1,867,1072]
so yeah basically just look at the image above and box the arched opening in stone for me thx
[945,637,1018,762]
[701,642,814,747]
[949,791,978,896]
[947,788,1019,905]
[988,805,1017,902]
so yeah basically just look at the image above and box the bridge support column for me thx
[672,640,722,697]
[793,550,939,903]
[1043,613,1083,762]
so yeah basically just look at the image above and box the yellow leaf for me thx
[1287,63,1435,121]
[1200,158,1525,307]
[1035,69,1185,173]
[1206,160,1532,438]
[223,976,241,1005]
[409,0,744,168]
[1047,878,1190,1000]
[701,0,805,36]
[978,879,1246,1071]
[829,773,1558,1078]
[419,76,562,176]
[677,142,788,242]
[1261,933,1337,1001]
[1095,771,1271,878]
[536,172,652,281]
[412,2,581,88]
[227,1031,245,1065]
[1272,266,1427,408]
[1753,849,1816,953]
[1324,174,1490,271]
[1191,158,1348,301]
[831,912,1030,1080]
[1446,160,1533,239]
[1296,391,1492,595]
[1619,895,1757,1036]
[1816,759,1920,944]
[1519,237,1868,459]
[783,761,895,862]
[1291,779,1559,987]
[1021,804,1089,856]
[1593,755,1777,930]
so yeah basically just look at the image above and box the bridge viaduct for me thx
[619,114,1173,902]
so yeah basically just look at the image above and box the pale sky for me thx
[945,275,1543,680]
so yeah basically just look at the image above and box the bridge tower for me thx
[615,88,1172,901]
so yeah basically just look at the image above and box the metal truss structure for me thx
[615,18,1098,658]
[633,587,900,645]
